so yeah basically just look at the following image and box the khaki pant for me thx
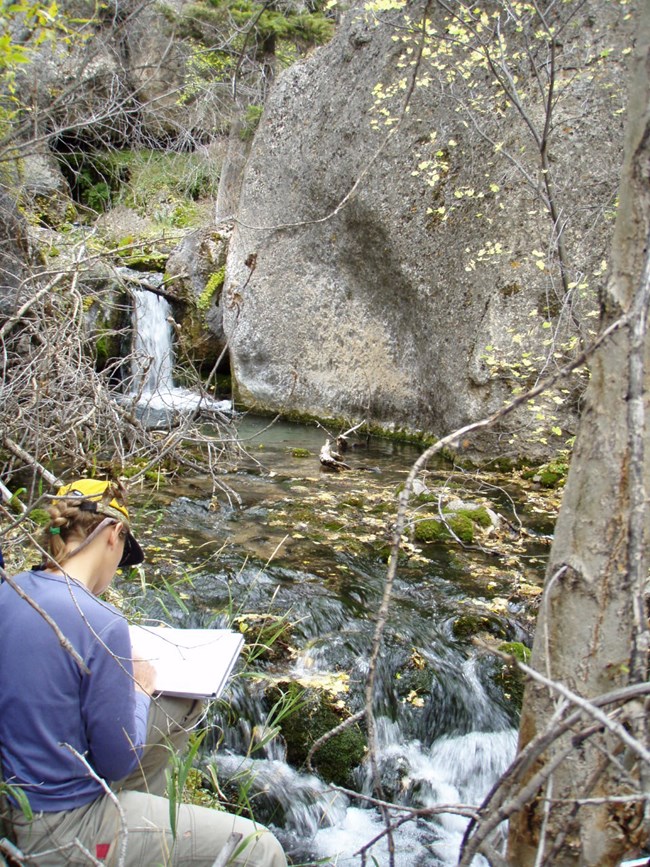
[8,697,287,867]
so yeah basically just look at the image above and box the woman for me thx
[0,479,287,867]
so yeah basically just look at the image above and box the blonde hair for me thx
[42,482,127,569]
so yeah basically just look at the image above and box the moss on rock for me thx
[452,612,509,641]
[198,267,225,311]
[522,459,569,488]
[118,250,168,272]
[276,686,366,788]
[456,506,492,528]
[491,641,532,713]
[414,512,474,544]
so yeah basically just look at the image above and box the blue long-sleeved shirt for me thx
[0,570,150,811]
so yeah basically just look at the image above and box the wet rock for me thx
[273,683,367,789]
[165,228,229,371]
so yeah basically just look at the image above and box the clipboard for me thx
[129,625,245,699]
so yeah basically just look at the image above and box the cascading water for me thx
[132,284,175,398]
[209,651,517,866]
[128,280,231,415]
[134,420,540,865]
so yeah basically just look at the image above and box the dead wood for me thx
[319,439,351,471]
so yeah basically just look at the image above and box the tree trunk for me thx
[508,8,650,866]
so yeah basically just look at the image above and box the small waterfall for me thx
[209,709,515,866]
[209,649,516,866]
[155,419,538,865]
[132,286,175,398]
[310,722,516,866]
[127,280,231,416]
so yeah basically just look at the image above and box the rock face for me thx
[223,2,633,458]
[14,0,231,149]
[17,152,75,226]
[166,227,230,372]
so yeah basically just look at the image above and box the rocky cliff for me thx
[224,1,634,459]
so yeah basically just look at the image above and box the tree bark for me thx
[508,8,650,866]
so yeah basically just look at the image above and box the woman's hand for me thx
[133,658,157,695]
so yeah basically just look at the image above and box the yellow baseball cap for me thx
[56,479,144,567]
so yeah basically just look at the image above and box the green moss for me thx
[446,513,475,543]
[452,613,509,641]
[291,448,311,458]
[413,492,439,505]
[522,459,569,488]
[95,334,110,368]
[119,462,148,479]
[26,194,77,229]
[492,641,532,713]
[538,466,567,487]
[235,406,439,449]
[413,519,448,543]
[498,641,532,664]
[414,513,474,544]
[456,506,492,528]
[28,508,51,527]
[277,687,366,787]
[198,268,226,311]
[118,250,168,272]
[170,201,202,228]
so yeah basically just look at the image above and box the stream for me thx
[118,415,556,867]
[116,283,556,865]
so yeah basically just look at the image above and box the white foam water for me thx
[130,286,231,414]
[213,719,516,865]
[132,287,175,396]
[312,722,517,866]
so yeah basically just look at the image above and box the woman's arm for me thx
[81,617,151,782]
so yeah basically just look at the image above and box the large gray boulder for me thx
[223,1,633,459]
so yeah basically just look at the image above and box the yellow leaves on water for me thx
[518,582,543,598]
[264,668,350,697]
[410,648,426,670]
[405,690,425,708]
[465,596,510,615]
[295,670,350,696]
